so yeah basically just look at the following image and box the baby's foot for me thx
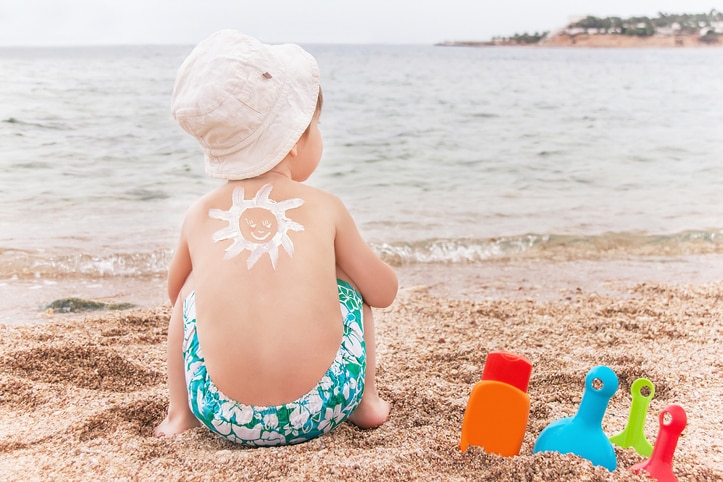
[348,396,390,429]
[153,412,200,437]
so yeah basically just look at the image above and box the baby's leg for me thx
[154,297,200,436]
[347,303,390,428]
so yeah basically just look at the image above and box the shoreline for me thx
[4,252,722,326]
[1,261,721,479]
[437,33,723,48]
[396,253,723,302]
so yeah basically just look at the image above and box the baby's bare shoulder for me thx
[296,184,344,206]
[277,183,341,212]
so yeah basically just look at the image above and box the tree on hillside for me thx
[567,11,722,37]
[620,17,655,36]
[510,32,548,44]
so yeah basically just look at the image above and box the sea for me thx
[1,44,722,324]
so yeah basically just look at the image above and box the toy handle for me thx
[609,377,655,455]
[576,366,619,427]
[651,404,687,465]
[625,378,655,440]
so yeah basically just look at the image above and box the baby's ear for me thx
[288,144,298,157]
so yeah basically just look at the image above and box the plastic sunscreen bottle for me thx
[460,351,532,456]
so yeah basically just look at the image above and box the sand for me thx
[1,265,722,481]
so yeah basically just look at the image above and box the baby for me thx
[154,30,397,447]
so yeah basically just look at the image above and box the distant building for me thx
[700,26,715,36]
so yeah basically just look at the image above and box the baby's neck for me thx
[231,169,291,184]
[263,167,292,180]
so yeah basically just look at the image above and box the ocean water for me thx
[1,44,722,322]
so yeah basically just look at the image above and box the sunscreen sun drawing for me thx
[209,184,304,269]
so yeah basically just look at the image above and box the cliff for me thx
[541,33,721,48]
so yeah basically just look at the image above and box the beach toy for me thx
[460,351,532,456]
[610,378,655,456]
[630,404,687,482]
[533,365,618,471]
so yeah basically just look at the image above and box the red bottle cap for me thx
[481,351,532,393]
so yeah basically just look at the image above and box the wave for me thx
[0,249,173,280]
[1,230,721,280]
[2,117,67,130]
[373,230,723,266]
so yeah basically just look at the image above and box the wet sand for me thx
[1,261,722,480]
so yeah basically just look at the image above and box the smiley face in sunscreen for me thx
[240,208,279,242]
[209,184,304,269]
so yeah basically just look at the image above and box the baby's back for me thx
[182,177,346,406]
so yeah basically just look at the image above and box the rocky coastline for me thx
[439,11,723,48]
[542,32,721,48]
[437,33,722,48]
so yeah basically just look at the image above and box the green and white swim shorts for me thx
[182,279,366,446]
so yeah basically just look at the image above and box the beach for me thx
[1,260,722,481]
[1,43,722,480]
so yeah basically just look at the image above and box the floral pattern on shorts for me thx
[182,279,366,446]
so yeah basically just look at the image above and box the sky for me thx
[0,0,722,46]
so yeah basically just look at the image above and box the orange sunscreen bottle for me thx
[460,351,532,456]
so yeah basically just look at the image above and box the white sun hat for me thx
[171,30,320,180]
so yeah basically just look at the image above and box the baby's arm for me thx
[333,194,395,428]
[333,196,397,308]
[167,228,192,306]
